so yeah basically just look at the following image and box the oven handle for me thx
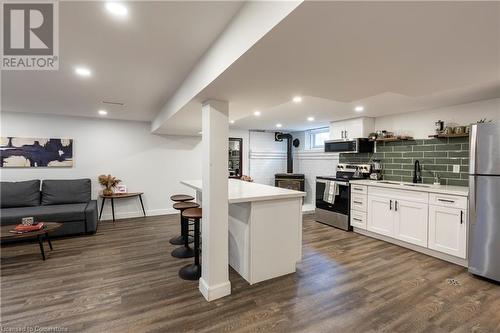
[316,179,348,186]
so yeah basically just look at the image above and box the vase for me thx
[103,188,113,196]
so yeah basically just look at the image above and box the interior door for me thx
[429,205,466,258]
[394,199,428,247]
[367,195,394,237]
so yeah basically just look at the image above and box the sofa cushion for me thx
[0,180,40,208]
[41,179,91,205]
[0,203,88,225]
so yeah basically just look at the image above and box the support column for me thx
[199,100,231,301]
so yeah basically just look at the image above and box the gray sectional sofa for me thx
[0,179,98,237]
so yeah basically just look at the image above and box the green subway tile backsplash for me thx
[339,137,470,187]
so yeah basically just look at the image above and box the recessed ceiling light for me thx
[98,109,108,116]
[292,96,302,103]
[229,120,235,124]
[198,131,203,135]
[253,111,261,116]
[276,123,282,128]
[355,106,364,112]
[75,67,91,77]
[307,116,315,121]
[106,2,128,17]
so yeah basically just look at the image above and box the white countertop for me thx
[181,179,306,204]
[349,179,469,196]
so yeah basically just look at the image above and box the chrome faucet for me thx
[413,160,422,183]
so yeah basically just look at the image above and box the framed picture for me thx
[0,137,73,168]
[116,184,127,193]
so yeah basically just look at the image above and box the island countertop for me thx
[181,179,306,204]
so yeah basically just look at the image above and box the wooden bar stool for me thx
[171,202,199,258]
[169,194,195,245]
[179,207,202,280]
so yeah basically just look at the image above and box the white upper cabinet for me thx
[329,117,374,140]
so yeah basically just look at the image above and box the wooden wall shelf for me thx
[428,133,469,138]
[370,136,414,142]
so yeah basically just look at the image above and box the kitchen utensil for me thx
[454,126,466,135]
[435,120,444,134]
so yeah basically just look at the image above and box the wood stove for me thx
[274,132,305,191]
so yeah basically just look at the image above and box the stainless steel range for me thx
[315,163,371,230]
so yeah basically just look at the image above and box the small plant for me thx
[98,174,121,196]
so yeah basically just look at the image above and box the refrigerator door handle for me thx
[469,176,477,225]
[469,124,477,174]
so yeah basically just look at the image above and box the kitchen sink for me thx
[403,183,431,188]
[378,181,402,185]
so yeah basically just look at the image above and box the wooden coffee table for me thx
[0,222,62,260]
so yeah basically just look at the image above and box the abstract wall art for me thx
[0,137,73,168]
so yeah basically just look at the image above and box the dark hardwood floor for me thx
[1,214,499,332]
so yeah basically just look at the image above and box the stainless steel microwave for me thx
[324,138,374,153]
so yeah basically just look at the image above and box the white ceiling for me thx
[3,1,499,135]
[1,1,244,121]
[164,1,499,134]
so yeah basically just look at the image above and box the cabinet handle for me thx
[390,200,392,210]
[353,188,363,191]
[353,201,363,204]
[438,198,455,203]
[345,130,348,138]
[353,218,362,222]
[460,210,463,224]
[395,200,398,211]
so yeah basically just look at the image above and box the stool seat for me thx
[173,202,199,210]
[182,208,202,219]
[170,194,194,202]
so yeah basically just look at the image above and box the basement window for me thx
[310,127,330,149]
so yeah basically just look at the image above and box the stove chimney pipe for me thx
[275,132,293,173]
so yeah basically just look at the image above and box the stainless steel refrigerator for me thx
[468,122,500,282]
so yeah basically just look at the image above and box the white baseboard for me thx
[302,204,315,215]
[100,208,178,221]
[354,228,468,267]
[199,278,231,301]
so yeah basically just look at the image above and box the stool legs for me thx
[179,217,201,280]
[169,211,194,245]
[171,215,195,258]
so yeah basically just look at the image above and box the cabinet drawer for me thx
[368,186,428,204]
[351,184,367,195]
[429,193,467,209]
[351,210,366,229]
[351,194,367,212]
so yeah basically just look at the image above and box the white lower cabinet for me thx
[367,195,428,246]
[361,184,468,262]
[367,195,394,236]
[428,205,467,259]
[394,199,428,247]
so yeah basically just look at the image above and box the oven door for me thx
[315,179,350,215]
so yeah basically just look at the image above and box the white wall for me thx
[0,112,202,220]
[248,131,287,185]
[375,98,500,139]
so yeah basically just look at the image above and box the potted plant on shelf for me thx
[98,174,121,196]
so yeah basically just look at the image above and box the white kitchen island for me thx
[181,179,305,284]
